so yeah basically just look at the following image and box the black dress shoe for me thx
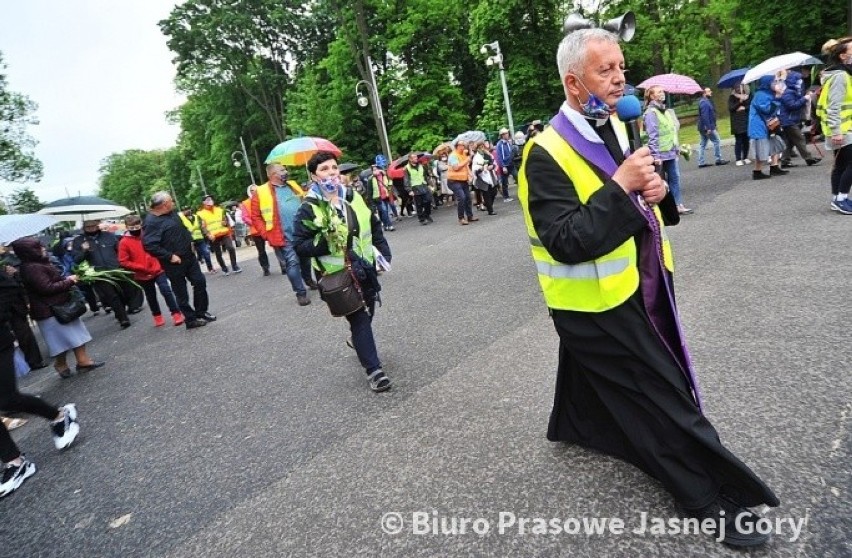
[120,321,131,329]
[682,496,771,548]
[185,319,207,329]
[76,361,105,373]
[29,361,49,370]
[199,312,217,322]
[806,158,821,166]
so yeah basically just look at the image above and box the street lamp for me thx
[480,41,515,137]
[231,135,256,185]
[355,55,392,164]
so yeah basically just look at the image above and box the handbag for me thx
[315,205,366,317]
[766,116,781,133]
[50,287,87,324]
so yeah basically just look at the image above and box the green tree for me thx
[98,150,170,212]
[7,186,43,213]
[0,52,43,183]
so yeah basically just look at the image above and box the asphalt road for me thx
[2,152,849,558]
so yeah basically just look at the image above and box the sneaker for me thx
[199,312,217,322]
[677,205,694,215]
[296,294,311,306]
[367,369,391,392]
[697,163,711,168]
[153,314,165,327]
[222,269,231,276]
[263,268,270,276]
[346,337,355,350]
[383,225,395,231]
[735,160,744,166]
[832,198,852,215]
[232,267,243,274]
[51,404,80,450]
[743,158,752,164]
[0,457,36,498]
[715,159,730,166]
[185,318,207,329]
[806,158,821,166]
[171,312,185,326]
[207,268,218,274]
[459,218,469,226]
[503,197,514,202]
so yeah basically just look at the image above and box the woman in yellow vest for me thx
[643,86,692,215]
[818,37,852,213]
[292,152,393,393]
[518,28,777,547]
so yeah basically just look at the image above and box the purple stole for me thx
[548,111,704,411]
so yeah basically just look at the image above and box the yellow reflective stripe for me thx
[319,255,345,267]
[536,258,630,280]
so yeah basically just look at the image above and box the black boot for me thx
[752,170,770,180]
[769,165,789,176]
[681,495,772,548]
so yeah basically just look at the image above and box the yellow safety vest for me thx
[197,206,228,239]
[816,72,852,136]
[255,180,306,232]
[307,193,374,273]
[179,213,204,241]
[518,124,674,312]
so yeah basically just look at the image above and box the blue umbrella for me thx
[717,67,750,89]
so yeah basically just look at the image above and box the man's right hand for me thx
[170,254,181,264]
[612,147,661,194]
[67,274,79,283]
[81,241,90,251]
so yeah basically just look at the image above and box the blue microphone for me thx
[614,95,643,153]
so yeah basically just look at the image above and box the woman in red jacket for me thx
[118,215,183,327]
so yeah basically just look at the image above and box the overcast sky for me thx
[0,0,183,205]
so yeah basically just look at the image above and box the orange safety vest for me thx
[240,199,259,236]
[446,150,470,182]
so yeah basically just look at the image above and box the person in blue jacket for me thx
[748,75,790,180]
[779,70,821,167]
[696,87,730,167]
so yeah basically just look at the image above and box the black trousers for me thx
[414,192,432,221]
[831,143,852,196]
[478,187,497,214]
[162,256,208,321]
[210,236,238,271]
[251,235,270,271]
[7,294,42,367]
[0,345,59,462]
[94,281,129,324]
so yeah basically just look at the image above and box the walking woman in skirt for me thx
[11,239,103,379]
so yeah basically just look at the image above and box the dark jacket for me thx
[728,92,751,135]
[143,211,195,262]
[11,238,75,321]
[697,96,717,132]
[72,230,121,270]
[779,71,807,127]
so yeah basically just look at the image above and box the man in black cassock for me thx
[518,28,778,547]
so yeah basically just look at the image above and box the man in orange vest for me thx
[240,185,276,276]
[197,195,242,275]
[250,164,311,306]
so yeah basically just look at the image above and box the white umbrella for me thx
[37,195,131,221]
[0,214,59,244]
[742,52,823,84]
[452,130,487,146]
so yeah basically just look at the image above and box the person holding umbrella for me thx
[643,85,692,214]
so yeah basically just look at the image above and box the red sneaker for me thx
[153,314,165,327]
[171,312,185,326]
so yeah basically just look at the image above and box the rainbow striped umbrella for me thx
[264,137,343,166]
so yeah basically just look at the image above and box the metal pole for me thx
[196,164,208,197]
[366,54,393,162]
[168,180,180,210]
[494,43,515,137]
[239,136,256,184]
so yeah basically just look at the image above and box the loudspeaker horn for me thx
[602,11,636,42]
[562,13,596,35]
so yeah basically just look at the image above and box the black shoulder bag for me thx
[315,204,366,317]
[51,287,87,324]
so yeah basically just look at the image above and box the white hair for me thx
[557,28,619,82]
[150,191,172,208]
